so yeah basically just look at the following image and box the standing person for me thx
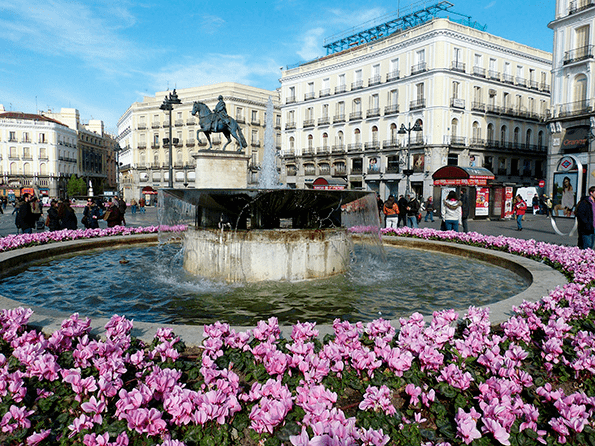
[376,193,384,225]
[17,194,35,234]
[82,199,102,229]
[405,194,420,228]
[460,188,470,233]
[139,197,146,214]
[513,194,527,231]
[104,201,122,228]
[30,196,43,230]
[397,194,408,227]
[546,194,553,217]
[116,195,127,225]
[130,198,138,215]
[576,186,595,250]
[441,191,462,232]
[383,194,399,229]
[532,195,540,215]
[46,199,61,231]
[423,196,435,222]
[58,200,78,230]
[82,199,93,229]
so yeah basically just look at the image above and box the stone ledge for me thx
[0,234,567,346]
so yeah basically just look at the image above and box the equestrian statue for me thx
[191,95,247,151]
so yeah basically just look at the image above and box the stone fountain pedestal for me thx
[184,228,351,282]
[192,150,250,189]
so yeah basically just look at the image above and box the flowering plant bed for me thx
[0,225,187,254]
[1,228,595,445]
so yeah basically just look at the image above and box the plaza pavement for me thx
[0,204,581,247]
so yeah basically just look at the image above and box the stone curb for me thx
[0,233,567,346]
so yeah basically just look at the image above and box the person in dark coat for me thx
[46,199,61,231]
[16,194,35,234]
[405,194,420,228]
[58,200,78,230]
[397,194,408,227]
[576,186,595,249]
[460,187,470,233]
[105,201,122,228]
[82,199,102,229]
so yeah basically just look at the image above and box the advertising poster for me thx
[504,186,514,219]
[475,187,490,216]
[552,172,578,217]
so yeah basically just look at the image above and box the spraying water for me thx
[258,96,280,188]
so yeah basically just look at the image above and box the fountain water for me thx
[257,97,280,189]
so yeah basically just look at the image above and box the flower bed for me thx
[0,225,187,254]
[1,227,595,445]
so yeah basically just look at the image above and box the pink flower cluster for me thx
[0,224,187,253]
[0,228,595,444]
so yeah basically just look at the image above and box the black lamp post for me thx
[159,89,182,188]
[397,121,423,196]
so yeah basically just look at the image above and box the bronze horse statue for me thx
[191,101,247,151]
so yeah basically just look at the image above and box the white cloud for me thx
[485,1,497,9]
[200,14,226,35]
[297,28,325,61]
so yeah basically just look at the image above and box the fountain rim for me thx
[0,233,567,346]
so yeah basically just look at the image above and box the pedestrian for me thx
[46,199,61,231]
[460,187,470,233]
[575,185,595,249]
[441,191,462,231]
[16,194,35,234]
[376,193,384,225]
[30,196,43,230]
[139,197,146,214]
[130,198,138,215]
[104,200,122,228]
[405,194,420,228]
[82,198,101,229]
[532,195,540,215]
[397,194,408,227]
[513,194,527,231]
[58,200,78,230]
[546,194,553,217]
[116,195,127,225]
[423,196,435,222]
[383,194,399,229]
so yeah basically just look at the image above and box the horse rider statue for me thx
[213,95,230,130]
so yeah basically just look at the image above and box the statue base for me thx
[193,150,249,189]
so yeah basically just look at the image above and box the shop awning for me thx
[142,186,158,195]
[312,177,347,190]
[562,125,590,152]
[432,166,495,186]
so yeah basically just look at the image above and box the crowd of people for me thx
[7,194,132,234]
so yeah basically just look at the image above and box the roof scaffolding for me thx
[322,1,485,55]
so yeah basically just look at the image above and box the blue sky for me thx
[0,0,554,134]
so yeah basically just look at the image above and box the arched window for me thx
[487,123,495,142]
[337,131,344,146]
[10,162,17,174]
[525,129,532,147]
[289,137,295,151]
[451,118,459,137]
[354,128,361,144]
[472,121,481,141]
[514,127,520,145]
[538,131,544,149]
[307,134,313,149]
[574,74,588,107]
[372,126,379,142]
[415,119,424,143]
[140,152,146,165]
[500,125,507,144]
[177,151,183,163]
[154,152,159,165]
[23,163,31,175]
[390,123,398,142]
[40,164,47,175]
[322,132,328,148]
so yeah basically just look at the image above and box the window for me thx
[322,133,328,147]
[474,53,482,67]
[526,129,532,147]
[322,104,329,118]
[451,118,459,137]
[574,74,588,105]
[487,124,495,142]
[372,126,378,142]
[23,132,29,142]
[39,133,46,143]
[472,122,481,141]
[370,94,379,110]
[454,47,462,63]
[252,129,259,145]
[40,147,46,159]
[389,58,399,78]
[452,81,460,99]
[9,131,16,142]
[514,127,520,145]
[154,134,159,146]
[236,107,244,121]
[576,25,590,50]
[307,134,313,149]
[489,58,497,71]
[501,126,507,144]
[289,137,295,151]
[338,74,345,86]
[252,110,258,122]
[416,49,425,64]
[354,128,361,144]
[474,86,482,102]
[389,89,398,105]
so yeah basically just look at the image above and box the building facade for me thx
[42,108,117,197]
[547,0,595,199]
[0,107,78,199]
[117,83,280,202]
[279,17,552,200]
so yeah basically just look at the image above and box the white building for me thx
[117,83,280,202]
[279,12,552,203]
[547,0,595,198]
[0,106,78,199]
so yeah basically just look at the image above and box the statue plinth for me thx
[192,150,250,189]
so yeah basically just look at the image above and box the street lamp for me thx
[397,120,423,196]
[159,89,182,188]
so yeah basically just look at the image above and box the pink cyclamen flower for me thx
[455,407,482,444]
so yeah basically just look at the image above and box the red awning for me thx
[432,166,495,186]
[142,186,158,195]
[312,177,347,190]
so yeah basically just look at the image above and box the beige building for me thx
[42,108,116,197]
[279,16,552,201]
[0,106,78,199]
[117,83,280,202]
[547,0,595,196]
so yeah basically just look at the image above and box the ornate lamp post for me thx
[397,121,423,196]
[159,89,182,188]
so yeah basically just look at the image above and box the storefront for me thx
[432,166,501,219]
[142,186,158,205]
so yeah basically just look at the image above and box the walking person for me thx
[46,199,61,231]
[383,194,399,229]
[513,195,527,231]
[139,197,146,214]
[460,187,470,233]
[16,194,35,234]
[116,195,127,225]
[130,198,138,215]
[58,200,78,230]
[423,196,435,222]
[441,191,462,232]
[575,185,595,249]
[405,194,420,228]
